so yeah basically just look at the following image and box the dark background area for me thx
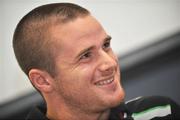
[120,31,180,104]
[0,31,180,119]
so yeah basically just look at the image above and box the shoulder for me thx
[125,96,180,120]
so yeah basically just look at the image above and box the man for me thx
[13,3,180,120]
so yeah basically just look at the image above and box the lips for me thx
[94,77,114,86]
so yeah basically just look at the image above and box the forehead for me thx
[49,15,107,57]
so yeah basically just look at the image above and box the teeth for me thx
[95,78,114,86]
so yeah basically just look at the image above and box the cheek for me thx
[110,51,118,61]
[56,65,96,99]
[76,64,96,83]
[59,63,96,89]
[111,51,120,68]
[110,51,121,76]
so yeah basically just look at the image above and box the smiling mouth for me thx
[95,77,114,86]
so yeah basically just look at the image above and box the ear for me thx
[28,69,54,93]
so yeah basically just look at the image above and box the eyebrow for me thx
[105,35,112,42]
[75,46,95,60]
[75,35,112,60]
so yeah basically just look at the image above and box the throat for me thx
[47,106,110,120]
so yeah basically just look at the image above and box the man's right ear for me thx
[28,69,54,93]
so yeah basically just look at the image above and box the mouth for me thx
[94,77,114,86]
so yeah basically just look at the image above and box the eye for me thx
[79,52,92,60]
[103,40,111,50]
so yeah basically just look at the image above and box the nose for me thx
[98,50,117,76]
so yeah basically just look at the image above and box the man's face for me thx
[50,15,124,112]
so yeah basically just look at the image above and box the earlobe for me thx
[28,69,53,93]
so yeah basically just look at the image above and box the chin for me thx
[105,87,125,108]
[113,91,125,107]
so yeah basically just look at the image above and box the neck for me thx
[47,104,110,120]
[45,96,110,120]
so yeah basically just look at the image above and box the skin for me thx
[29,15,125,120]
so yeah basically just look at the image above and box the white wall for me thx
[0,0,180,104]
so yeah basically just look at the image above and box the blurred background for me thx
[0,0,180,119]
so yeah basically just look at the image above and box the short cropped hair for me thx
[13,3,90,77]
